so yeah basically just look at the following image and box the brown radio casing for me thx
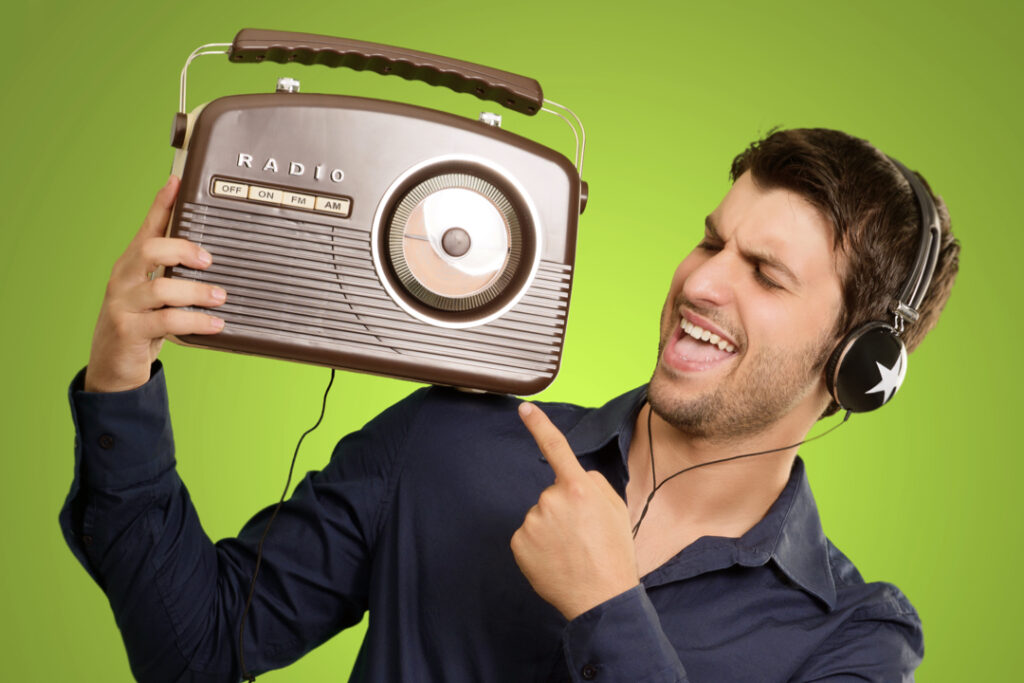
[164,88,583,395]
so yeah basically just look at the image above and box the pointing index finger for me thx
[518,402,585,481]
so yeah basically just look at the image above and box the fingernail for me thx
[211,287,226,302]
[197,249,212,266]
[211,316,225,331]
[519,402,534,416]
[165,175,174,187]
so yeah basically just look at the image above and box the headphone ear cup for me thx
[825,321,908,413]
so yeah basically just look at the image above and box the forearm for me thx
[61,363,245,682]
[61,361,403,681]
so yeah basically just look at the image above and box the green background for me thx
[2,0,1018,680]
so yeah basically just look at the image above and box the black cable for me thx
[631,406,850,539]
[239,368,336,682]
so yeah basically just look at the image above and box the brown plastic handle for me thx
[229,29,544,116]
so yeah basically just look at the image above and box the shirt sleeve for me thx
[562,584,688,683]
[59,361,422,683]
[788,588,924,682]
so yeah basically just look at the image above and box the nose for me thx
[681,249,737,309]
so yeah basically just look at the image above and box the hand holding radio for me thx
[83,177,227,393]
[511,402,639,621]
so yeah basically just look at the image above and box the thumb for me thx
[136,176,180,241]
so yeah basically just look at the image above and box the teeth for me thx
[680,319,736,353]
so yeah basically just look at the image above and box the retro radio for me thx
[164,29,587,394]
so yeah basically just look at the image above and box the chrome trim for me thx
[179,42,232,113]
[541,98,586,177]
[370,155,544,329]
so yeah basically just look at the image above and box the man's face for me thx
[648,171,844,439]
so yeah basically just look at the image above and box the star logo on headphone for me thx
[865,351,907,404]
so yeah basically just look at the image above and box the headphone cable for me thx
[239,368,336,682]
[632,406,850,538]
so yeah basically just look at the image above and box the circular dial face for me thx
[387,173,522,312]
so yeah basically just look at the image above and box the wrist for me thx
[562,577,641,621]
[84,369,143,393]
[83,362,156,394]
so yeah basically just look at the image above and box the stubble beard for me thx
[647,331,833,442]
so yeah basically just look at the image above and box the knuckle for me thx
[136,238,158,266]
[138,236,156,255]
[510,530,530,559]
[521,504,540,527]
[149,276,170,301]
[108,257,128,285]
[540,436,563,453]
[156,307,176,328]
[110,312,133,340]
[152,237,176,262]
[566,481,587,499]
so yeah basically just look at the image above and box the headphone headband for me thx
[825,154,942,412]
[886,157,942,327]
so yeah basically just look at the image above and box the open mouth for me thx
[680,318,736,353]
[664,314,739,371]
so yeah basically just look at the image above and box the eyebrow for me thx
[704,215,802,288]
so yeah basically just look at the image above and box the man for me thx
[61,128,959,682]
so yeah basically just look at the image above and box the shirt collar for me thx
[564,385,837,611]
[564,385,647,459]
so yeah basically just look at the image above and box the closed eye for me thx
[699,239,784,290]
[754,268,782,290]
[703,214,801,290]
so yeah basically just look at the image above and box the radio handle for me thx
[229,29,544,116]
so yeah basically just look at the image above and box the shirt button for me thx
[98,434,115,450]
[581,664,598,680]
[81,535,93,546]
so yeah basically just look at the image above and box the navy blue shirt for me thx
[61,363,923,682]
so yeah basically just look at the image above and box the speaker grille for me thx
[170,201,571,384]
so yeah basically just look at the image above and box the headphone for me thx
[824,157,942,413]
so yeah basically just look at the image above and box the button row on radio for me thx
[212,179,351,217]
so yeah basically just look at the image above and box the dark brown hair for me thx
[730,128,960,355]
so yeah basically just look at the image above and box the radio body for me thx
[163,30,586,395]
